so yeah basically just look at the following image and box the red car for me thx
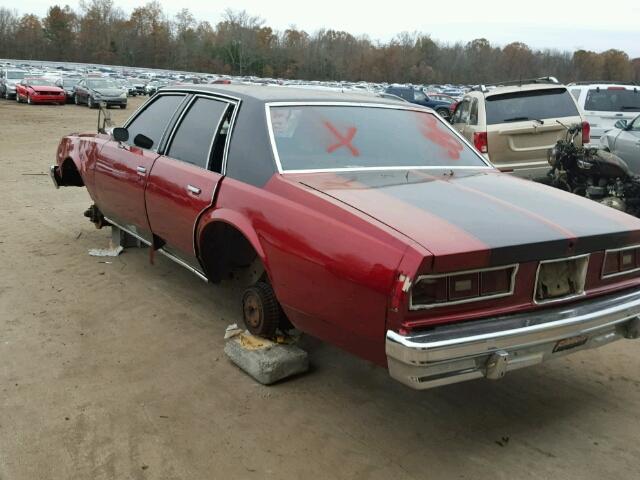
[16,77,66,105]
[50,86,640,390]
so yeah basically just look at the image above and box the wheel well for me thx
[60,158,84,187]
[199,222,264,284]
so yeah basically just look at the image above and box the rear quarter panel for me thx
[198,175,415,365]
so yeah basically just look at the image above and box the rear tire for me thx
[241,282,282,338]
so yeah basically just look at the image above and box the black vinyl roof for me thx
[162,84,406,105]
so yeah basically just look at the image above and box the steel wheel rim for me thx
[243,293,262,329]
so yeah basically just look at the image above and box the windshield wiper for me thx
[502,117,544,124]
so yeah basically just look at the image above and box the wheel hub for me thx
[243,294,262,328]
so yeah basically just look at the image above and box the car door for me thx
[614,116,640,171]
[145,95,235,272]
[93,93,187,242]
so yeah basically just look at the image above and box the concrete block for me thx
[224,333,309,385]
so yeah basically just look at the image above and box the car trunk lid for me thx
[288,168,640,272]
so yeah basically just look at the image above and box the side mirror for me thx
[112,127,129,142]
[133,133,153,149]
[614,119,628,130]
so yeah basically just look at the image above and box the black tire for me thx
[436,108,450,120]
[242,282,282,338]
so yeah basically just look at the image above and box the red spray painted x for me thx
[324,121,360,157]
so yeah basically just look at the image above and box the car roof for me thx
[482,83,567,97]
[161,84,406,106]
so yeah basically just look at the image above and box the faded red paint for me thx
[323,121,360,156]
[416,112,463,160]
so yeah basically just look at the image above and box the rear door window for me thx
[584,88,640,113]
[126,94,186,150]
[485,88,579,125]
[166,97,229,170]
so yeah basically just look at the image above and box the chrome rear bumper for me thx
[386,289,640,389]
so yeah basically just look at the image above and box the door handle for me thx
[136,166,146,174]
[187,185,201,195]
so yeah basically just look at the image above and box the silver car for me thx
[0,68,27,99]
[600,114,640,172]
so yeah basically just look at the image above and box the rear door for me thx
[145,95,235,271]
[94,93,187,242]
[484,87,581,175]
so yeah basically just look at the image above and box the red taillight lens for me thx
[410,266,516,309]
[473,132,488,154]
[480,268,511,295]
[602,247,640,278]
[581,121,590,144]
[412,277,448,306]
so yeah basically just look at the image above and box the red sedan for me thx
[50,85,640,390]
[16,78,66,105]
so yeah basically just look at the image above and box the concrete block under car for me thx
[224,332,309,385]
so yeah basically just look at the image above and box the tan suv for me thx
[451,78,588,179]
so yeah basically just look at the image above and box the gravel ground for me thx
[1,96,640,480]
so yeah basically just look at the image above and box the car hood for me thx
[91,88,123,96]
[288,168,640,271]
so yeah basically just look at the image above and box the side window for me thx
[469,99,478,125]
[126,94,185,150]
[166,97,229,170]
[454,100,470,124]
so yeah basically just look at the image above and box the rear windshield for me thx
[485,88,579,125]
[268,105,485,172]
[584,88,640,112]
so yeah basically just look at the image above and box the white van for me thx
[568,83,640,144]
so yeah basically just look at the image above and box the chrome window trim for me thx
[533,253,590,305]
[163,93,233,172]
[264,101,493,174]
[410,264,519,310]
[601,245,640,279]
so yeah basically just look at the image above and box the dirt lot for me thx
[1,96,640,480]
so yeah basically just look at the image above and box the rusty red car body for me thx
[51,85,640,389]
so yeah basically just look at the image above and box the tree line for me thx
[1,0,639,84]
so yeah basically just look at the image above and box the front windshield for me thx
[7,71,26,80]
[28,78,57,87]
[87,79,117,89]
[268,105,486,172]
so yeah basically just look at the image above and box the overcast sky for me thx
[18,0,640,57]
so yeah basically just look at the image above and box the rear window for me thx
[485,88,579,125]
[268,105,486,172]
[584,88,640,112]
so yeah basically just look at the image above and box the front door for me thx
[94,93,187,242]
[145,95,233,270]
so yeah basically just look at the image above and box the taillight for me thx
[473,132,488,154]
[581,121,590,144]
[410,265,517,309]
[602,247,640,278]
